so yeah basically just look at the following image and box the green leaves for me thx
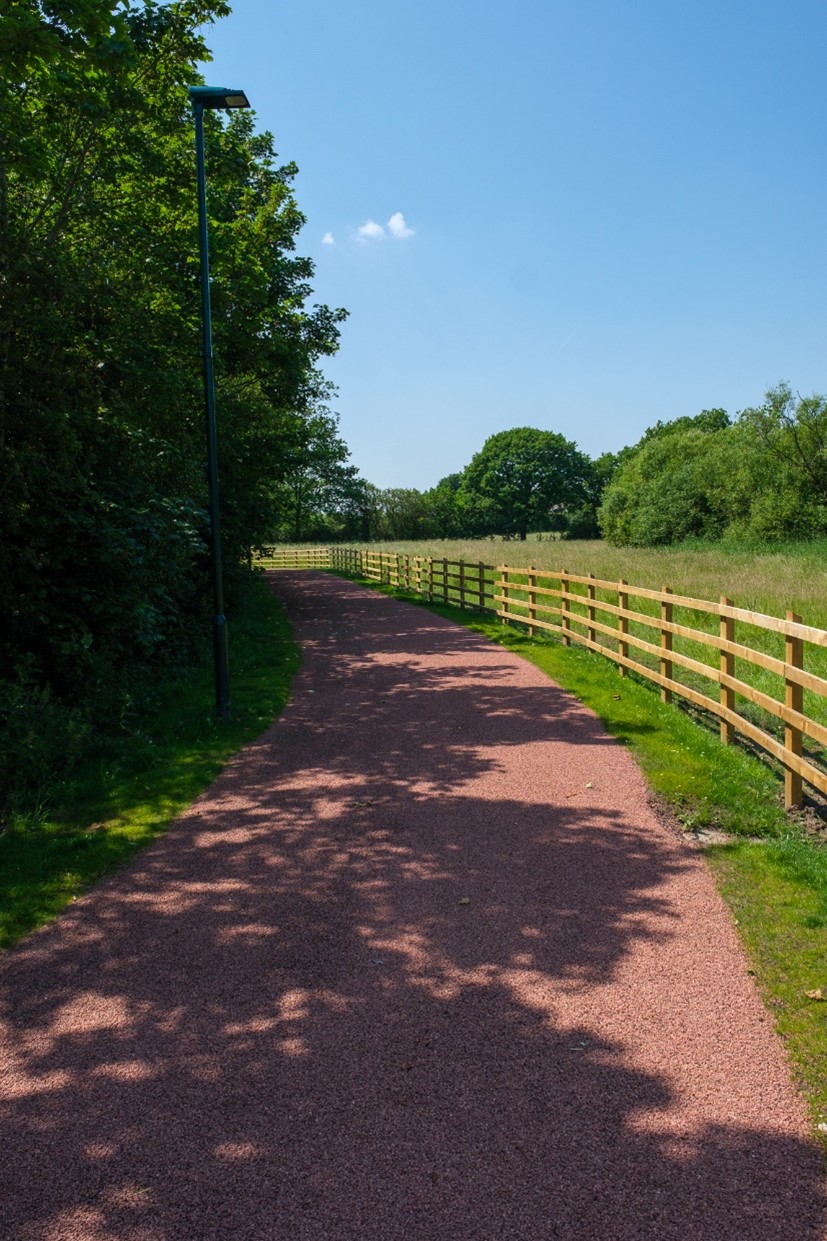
[461,427,592,540]
[0,0,346,818]
[599,390,827,547]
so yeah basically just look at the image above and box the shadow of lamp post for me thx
[188,85,251,719]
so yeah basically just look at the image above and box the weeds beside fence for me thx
[258,546,827,808]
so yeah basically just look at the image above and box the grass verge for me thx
[0,573,299,951]
[346,574,827,1134]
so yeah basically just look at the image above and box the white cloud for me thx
[356,219,385,241]
[387,211,415,239]
[322,231,335,245]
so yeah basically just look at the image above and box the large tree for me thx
[597,395,827,547]
[0,0,346,816]
[461,427,591,540]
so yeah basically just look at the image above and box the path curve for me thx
[1,571,824,1240]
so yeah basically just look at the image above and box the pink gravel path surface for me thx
[1,571,825,1240]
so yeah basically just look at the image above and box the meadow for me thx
[340,535,827,625]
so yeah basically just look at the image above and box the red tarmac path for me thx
[1,571,825,1239]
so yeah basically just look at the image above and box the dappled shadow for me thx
[1,573,823,1239]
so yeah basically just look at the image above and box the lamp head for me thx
[189,86,250,110]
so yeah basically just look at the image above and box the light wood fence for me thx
[258,546,827,808]
[331,547,496,611]
[495,566,827,810]
[255,546,332,569]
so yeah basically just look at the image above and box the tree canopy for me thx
[0,0,348,818]
[598,390,827,547]
[461,428,592,540]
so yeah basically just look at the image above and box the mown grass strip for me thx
[344,573,827,1134]
[0,574,300,951]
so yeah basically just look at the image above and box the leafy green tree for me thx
[461,427,591,540]
[374,488,431,540]
[269,404,355,542]
[425,473,463,538]
[0,0,347,818]
[599,394,827,547]
[637,407,731,446]
[560,451,620,539]
[598,428,732,546]
[335,478,381,542]
[736,385,827,538]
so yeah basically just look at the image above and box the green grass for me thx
[0,574,300,950]
[710,839,827,1130]
[343,573,827,1133]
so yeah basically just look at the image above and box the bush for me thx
[0,667,91,828]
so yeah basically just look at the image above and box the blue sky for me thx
[203,1,827,490]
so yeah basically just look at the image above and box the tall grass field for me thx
[341,535,827,623]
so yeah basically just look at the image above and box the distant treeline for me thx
[297,385,827,549]
[287,426,603,546]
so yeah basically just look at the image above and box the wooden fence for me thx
[258,546,827,808]
[495,566,827,810]
[331,547,496,611]
[255,546,332,569]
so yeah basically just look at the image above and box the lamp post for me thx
[188,85,250,719]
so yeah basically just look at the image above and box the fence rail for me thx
[331,547,497,612]
[255,546,333,570]
[495,566,827,809]
[257,546,827,808]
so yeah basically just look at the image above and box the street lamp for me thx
[188,85,251,719]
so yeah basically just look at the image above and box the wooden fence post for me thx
[587,572,596,647]
[478,562,486,612]
[785,611,804,809]
[720,598,735,744]
[660,586,673,703]
[501,566,509,623]
[427,557,434,604]
[527,566,536,637]
[561,572,571,646]
[618,579,628,676]
[459,558,466,609]
[442,557,449,604]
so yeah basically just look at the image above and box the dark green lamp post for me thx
[188,85,250,719]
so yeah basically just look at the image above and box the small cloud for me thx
[388,211,415,239]
[322,232,335,245]
[356,219,385,241]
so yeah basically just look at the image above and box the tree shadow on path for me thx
[0,573,823,1240]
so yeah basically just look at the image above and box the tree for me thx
[424,473,463,538]
[0,0,348,818]
[461,427,591,540]
[270,404,354,542]
[736,385,827,537]
[597,395,827,547]
[597,410,746,546]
